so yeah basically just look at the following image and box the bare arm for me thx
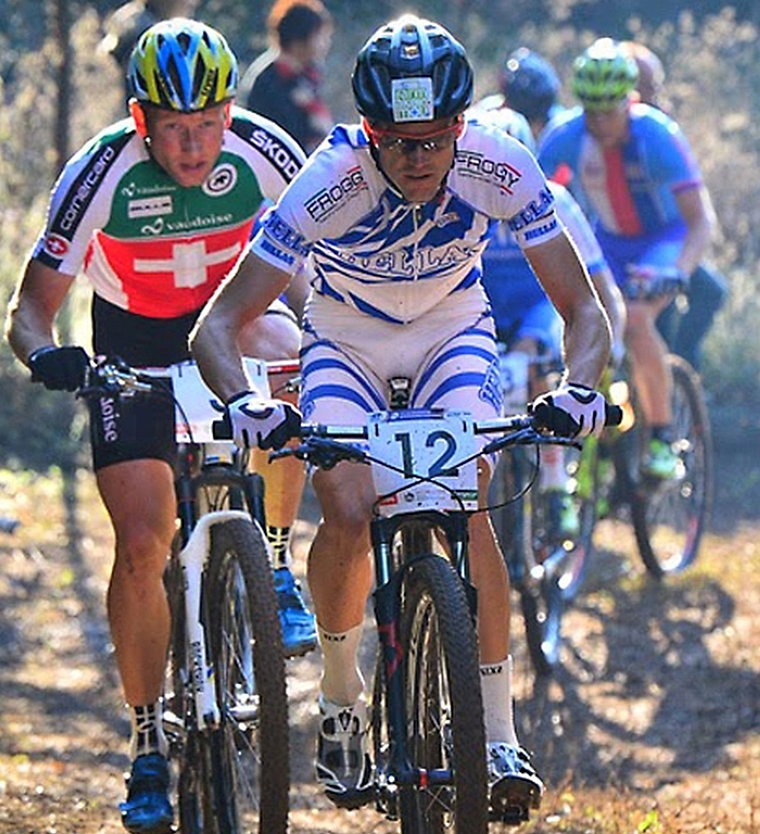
[5,258,76,365]
[190,252,293,401]
[675,185,715,277]
[525,231,611,387]
[588,263,626,357]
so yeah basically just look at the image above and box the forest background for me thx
[1,0,759,472]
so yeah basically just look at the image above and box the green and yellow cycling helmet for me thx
[571,38,639,111]
[128,18,238,111]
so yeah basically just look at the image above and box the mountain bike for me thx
[489,347,600,676]
[575,273,714,578]
[266,379,620,830]
[78,356,290,834]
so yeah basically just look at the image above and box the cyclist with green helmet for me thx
[6,18,312,833]
[192,14,615,821]
[539,38,715,479]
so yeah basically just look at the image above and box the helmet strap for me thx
[129,99,149,139]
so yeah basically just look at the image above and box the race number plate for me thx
[170,359,271,443]
[498,350,529,415]
[368,409,479,517]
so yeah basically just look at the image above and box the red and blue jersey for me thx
[538,103,703,238]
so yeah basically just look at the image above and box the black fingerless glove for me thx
[28,345,89,392]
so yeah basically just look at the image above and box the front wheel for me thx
[399,555,489,834]
[630,355,713,577]
[205,517,290,833]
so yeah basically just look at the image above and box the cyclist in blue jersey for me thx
[470,95,625,535]
[5,19,314,834]
[621,40,728,371]
[191,14,613,820]
[539,38,715,479]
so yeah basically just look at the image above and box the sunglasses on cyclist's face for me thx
[363,117,464,155]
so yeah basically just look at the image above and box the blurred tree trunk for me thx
[52,0,72,176]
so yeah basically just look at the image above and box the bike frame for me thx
[371,509,475,795]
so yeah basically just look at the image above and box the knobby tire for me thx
[398,555,489,834]
[206,517,289,833]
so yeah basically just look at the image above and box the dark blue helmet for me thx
[352,15,473,124]
[500,47,560,123]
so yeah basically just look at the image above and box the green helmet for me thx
[571,38,639,111]
[128,18,238,112]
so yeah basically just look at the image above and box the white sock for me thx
[480,656,519,747]
[128,701,168,760]
[318,623,365,706]
[539,445,568,492]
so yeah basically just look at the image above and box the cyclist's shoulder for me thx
[628,101,685,139]
[540,106,585,142]
[227,106,307,177]
[263,124,383,233]
[450,119,547,218]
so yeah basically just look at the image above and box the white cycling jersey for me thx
[249,116,563,324]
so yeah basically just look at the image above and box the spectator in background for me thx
[241,0,334,154]
[622,40,728,371]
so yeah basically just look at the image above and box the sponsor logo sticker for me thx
[391,77,434,122]
[43,233,70,258]
[203,163,237,197]
[128,195,173,219]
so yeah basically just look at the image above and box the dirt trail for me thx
[0,442,759,833]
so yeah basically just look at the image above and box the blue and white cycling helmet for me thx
[351,14,473,124]
[500,47,561,123]
[128,18,238,111]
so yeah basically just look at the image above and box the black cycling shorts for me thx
[88,380,176,472]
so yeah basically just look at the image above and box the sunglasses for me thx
[363,117,464,155]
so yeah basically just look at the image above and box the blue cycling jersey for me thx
[538,103,702,238]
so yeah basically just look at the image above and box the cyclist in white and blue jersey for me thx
[191,14,613,820]
[539,38,715,479]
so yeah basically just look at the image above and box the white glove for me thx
[226,392,301,450]
[529,382,607,439]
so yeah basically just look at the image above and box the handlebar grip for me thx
[212,413,232,440]
[605,403,623,427]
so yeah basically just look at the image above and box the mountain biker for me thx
[5,18,314,834]
[538,38,715,480]
[486,46,564,142]
[621,39,728,371]
[191,14,612,820]
[470,97,625,537]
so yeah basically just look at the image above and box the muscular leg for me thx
[307,461,375,634]
[97,458,176,705]
[625,299,673,427]
[470,463,511,663]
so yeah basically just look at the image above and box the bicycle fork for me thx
[370,514,477,815]
[177,509,253,731]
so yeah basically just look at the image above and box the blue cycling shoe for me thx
[119,753,174,834]
[274,566,317,657]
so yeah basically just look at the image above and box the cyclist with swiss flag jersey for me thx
[5,19,312,834]
[538,38,715,480]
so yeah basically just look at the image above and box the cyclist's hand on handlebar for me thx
[529,382,607,439]
[226,391,302,450]
[624,264,689,301]
[28,345,89,391]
